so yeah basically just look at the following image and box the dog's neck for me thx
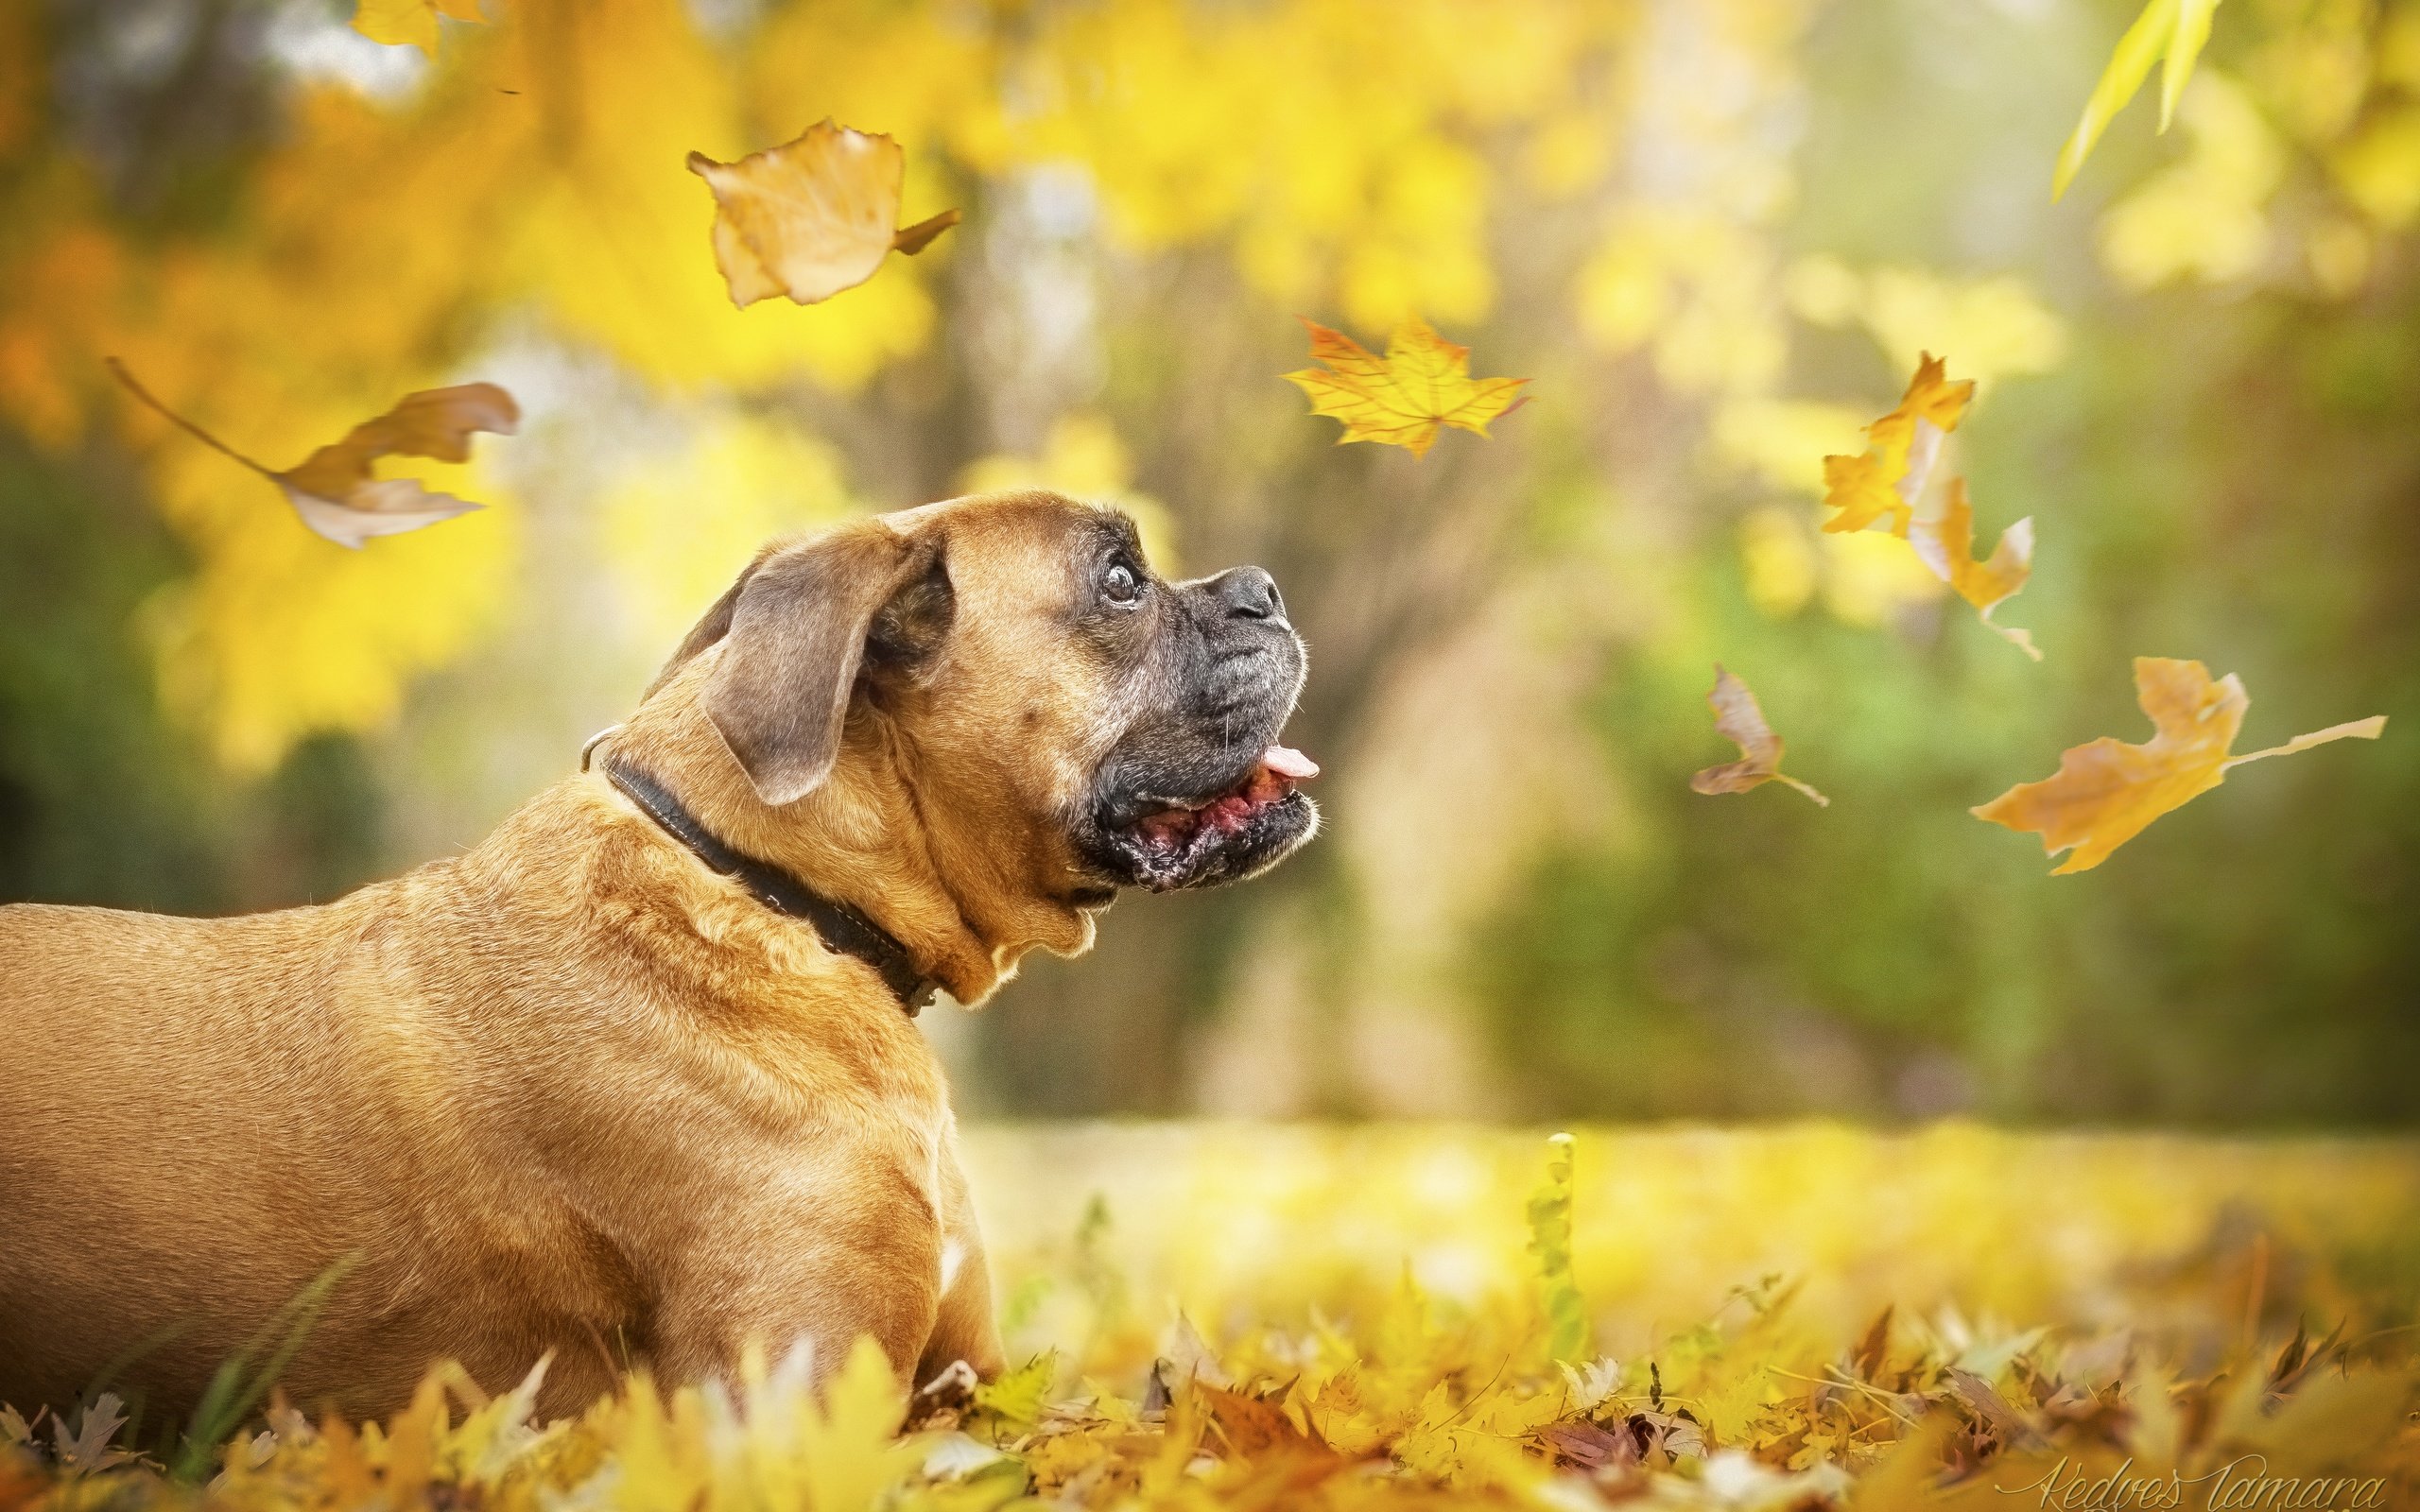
[596,679,1098,1007]
[597,757,937,1011]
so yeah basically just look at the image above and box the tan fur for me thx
[0,492,1162,1420]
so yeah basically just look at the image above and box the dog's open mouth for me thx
[1098,744,1320,891]
[1128,745,1318,854]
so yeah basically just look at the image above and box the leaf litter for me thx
[8,1135,2410,1511]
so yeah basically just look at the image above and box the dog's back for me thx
[0,893,422,1413]
[0,833,650,1421]
[0,775,891,1421]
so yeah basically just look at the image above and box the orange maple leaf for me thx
[1974,657,2386,873]
[687,120,959,309]
[108,359,517,550]
[1285,316,1528,458]
[1822,353,1974,536]
[1908,479,2041,661]
[1690,664,1829,807]
[1197,1383,1343,1466]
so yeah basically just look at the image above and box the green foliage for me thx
[1524,1133,1588,1366]
[970,1352,1058,1429]
[172,1254,357,1480]
[0,439,224,913]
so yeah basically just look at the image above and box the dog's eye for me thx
[1101,560,1141,604]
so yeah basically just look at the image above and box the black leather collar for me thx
[597,756,938,1016]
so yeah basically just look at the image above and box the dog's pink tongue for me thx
[1261,745,1319,781]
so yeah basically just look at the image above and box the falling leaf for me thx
[2053,0,2223,199]
[107,359,516,550]
[686,120,960,308]
[350,0,487,58]
[1691,664,1829,807]
[1908,479,2041,661]
[275,387,520,549]
[1285,316,1529,458]
[1974,657,2386,873]
[1822,353,1974,536]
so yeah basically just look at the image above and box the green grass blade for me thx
[1526,1131,1588,1365]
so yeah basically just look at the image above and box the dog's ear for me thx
[697,524,950,806]
[638,545,772,702]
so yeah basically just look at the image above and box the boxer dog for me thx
[0,490,1317,1418]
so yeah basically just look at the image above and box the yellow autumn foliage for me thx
[5,0,2419,769]
[0,0,1716,769]
[7,1127,2415,1508]
[12,0,2389,762]
[598,413,865,651]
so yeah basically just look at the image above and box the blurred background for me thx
[2,0,2415,1128]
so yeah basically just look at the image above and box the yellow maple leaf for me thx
[1908,478,2041,661]
[108,359,517,550]
[1690,664,1829,807]
[350,0,487,59]
[1821,353,1974,536]
[800,1335,923,1512]
[2053,0,2224,199]
[686,120,959,308]
[1974,657,2385,873]
[1285,316,1529,459]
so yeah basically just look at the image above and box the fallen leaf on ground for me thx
[6,1128,2416,1512]
[686,119,959,308]
[1691,665,1829,807]
[51,1394,129,1471]
[1285,316,1528,458]
[1908,479,2041,660]
[1974,657,2386,873]
[1822,353,1973,536]
[972,1352,1057,1426]
[350,0,487,57]
[1197,1384,1339,1464]
[1850,1306,1894,1383]
[2053,0,2221,199]
[1538,1418,1634,1469]
[108,359,516,549]
[799,1336,925,1512]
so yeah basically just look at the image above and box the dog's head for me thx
[646,490,1316,931]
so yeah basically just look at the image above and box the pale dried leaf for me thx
[1907,479,2040,660]
[275,383,518,549]
[1691,664,1829,806]
[686,120,958,308]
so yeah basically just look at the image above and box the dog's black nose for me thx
[1211,566,1285,623]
